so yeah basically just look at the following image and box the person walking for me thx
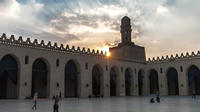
[53,95,59,112]
[32,93,38,110]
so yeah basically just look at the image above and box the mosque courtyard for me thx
[0,96,199,112]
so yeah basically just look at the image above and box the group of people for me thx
[32,92,62,112]
[150,91,160,103]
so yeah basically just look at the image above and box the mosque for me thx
[0,16,199,99]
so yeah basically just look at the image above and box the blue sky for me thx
[0,0,200,58]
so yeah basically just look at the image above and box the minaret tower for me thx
[109,16,146,63]
[120,16,132,44]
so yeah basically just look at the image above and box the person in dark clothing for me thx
[156,96,160,103]
[53,95,59,112]
[150,98,155,103]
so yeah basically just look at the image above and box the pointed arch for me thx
[149,69,159,94]
[187,65,200,95]
[125,68,133,96]
[110,66,120,96]
[0,55,19,99]
[167,67,179,95]
[138,69,144,96]
[32,58,49,98]
[92,64,104,96]
[65,59,80,97]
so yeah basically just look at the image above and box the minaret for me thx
[120,16,132,44]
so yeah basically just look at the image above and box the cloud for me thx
[157,5,169,14]
[151,40,160,44]
[1,0,200,59]
[64,34,80,41]
[35,32,68,42]
[163,0,177,6]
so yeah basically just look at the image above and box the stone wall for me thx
[0,34,145,99]
[0,34,200,99]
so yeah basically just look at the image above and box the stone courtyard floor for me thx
[0,96,200,112]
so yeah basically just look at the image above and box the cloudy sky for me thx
[0,0,200,59]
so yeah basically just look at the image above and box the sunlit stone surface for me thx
[0,96,199,112]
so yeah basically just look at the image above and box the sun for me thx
[101,46,110,57]
[106,52,110,57]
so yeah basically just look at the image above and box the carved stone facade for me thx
[0,16,199,99]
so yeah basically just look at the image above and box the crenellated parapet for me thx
[147,51,200,63]
[0,33,106,56]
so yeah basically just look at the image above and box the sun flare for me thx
[101,46,110,57]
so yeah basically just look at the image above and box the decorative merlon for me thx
[0,33,106,56]
[147,51,200,63]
